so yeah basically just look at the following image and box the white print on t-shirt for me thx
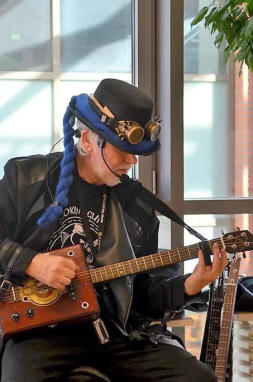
[47,205,99,251]
[87,210,100,234]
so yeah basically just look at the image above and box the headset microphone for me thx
[98,137,131,184]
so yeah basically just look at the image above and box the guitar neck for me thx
[201,275,224,369]
[215,258,241,382]
[89,238,223,284]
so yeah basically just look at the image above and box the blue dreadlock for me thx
[37,96,78,229]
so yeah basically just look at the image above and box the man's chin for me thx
[105,176,121,187]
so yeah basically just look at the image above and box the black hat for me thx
[69,78,161,155]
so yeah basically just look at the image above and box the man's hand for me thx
[25,253,79,290]
[184,243,228,296]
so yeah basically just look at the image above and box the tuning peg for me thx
[237,226,241,231]
[221,230,225,236]
[243,252,247,259]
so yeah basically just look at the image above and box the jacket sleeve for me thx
[0,159,38,285]
[132,212,202,318]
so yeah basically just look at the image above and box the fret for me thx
[187,246,192,259]
[158,252,164,266]
[109,264,114,278]
[135,259,140,272]
[90,269,98,283]
[176,248,181,261]
[167,250,172,264]
[116,263,126,277]
[111,264,119,278]
[98,267,103,281]
[150,255,155,268]
[11,287,17,302]
[100,266,109,281]
[142,257,149,270]
[154,254,162,267]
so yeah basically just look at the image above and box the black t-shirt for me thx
[47,169,107,265]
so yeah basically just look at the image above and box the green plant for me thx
[191,0,253,73]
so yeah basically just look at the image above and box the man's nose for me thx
[125,153,137,164]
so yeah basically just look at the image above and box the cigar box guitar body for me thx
[0,245,100,336]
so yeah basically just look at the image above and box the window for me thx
[0,0,132,178]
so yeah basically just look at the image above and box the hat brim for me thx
[75,94,160,156]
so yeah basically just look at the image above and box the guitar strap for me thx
[118,177,215,265]
[0,241,24,301]
[121,177,207,242]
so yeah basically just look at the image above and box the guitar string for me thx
[0,248,242,303]
[1,241,221,302]
[0,251,241,303]
[215,259,240,377]
[1,239,247,302]
[1,245,202,301]
[205,282,219,365]
[205,275,223,366]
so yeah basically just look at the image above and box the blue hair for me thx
[37,97,77,229]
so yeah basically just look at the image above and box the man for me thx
[0,78,226,381]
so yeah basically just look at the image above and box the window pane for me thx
[60,0,132,73]
[184,81,230,198]
[184,0,226,75]
[184,214,253,276]
[0,80,52,178]
[0,0,52,71]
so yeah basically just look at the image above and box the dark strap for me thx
[125,178,207,241]
[120,177,212,266]
[0,239,13,268]
[0,244,24,301]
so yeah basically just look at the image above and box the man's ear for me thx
[80,130,93,153]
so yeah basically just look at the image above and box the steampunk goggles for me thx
[89,95,161,145]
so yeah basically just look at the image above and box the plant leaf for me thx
[191,6,209,27]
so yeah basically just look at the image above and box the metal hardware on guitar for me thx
[66,282,77,301]
[93,318,110,344]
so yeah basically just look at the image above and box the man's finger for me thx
[220,249,228,272]
[197,250,205,269]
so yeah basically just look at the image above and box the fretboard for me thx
[202,275,224,370]
[215,257,241,382]
[89,238,223,284]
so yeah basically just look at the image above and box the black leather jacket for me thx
[0,153,191,331]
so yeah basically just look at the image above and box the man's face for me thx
[94,141,137,186]
[78,133,137,186]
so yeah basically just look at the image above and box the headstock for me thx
[222,230,253,254]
